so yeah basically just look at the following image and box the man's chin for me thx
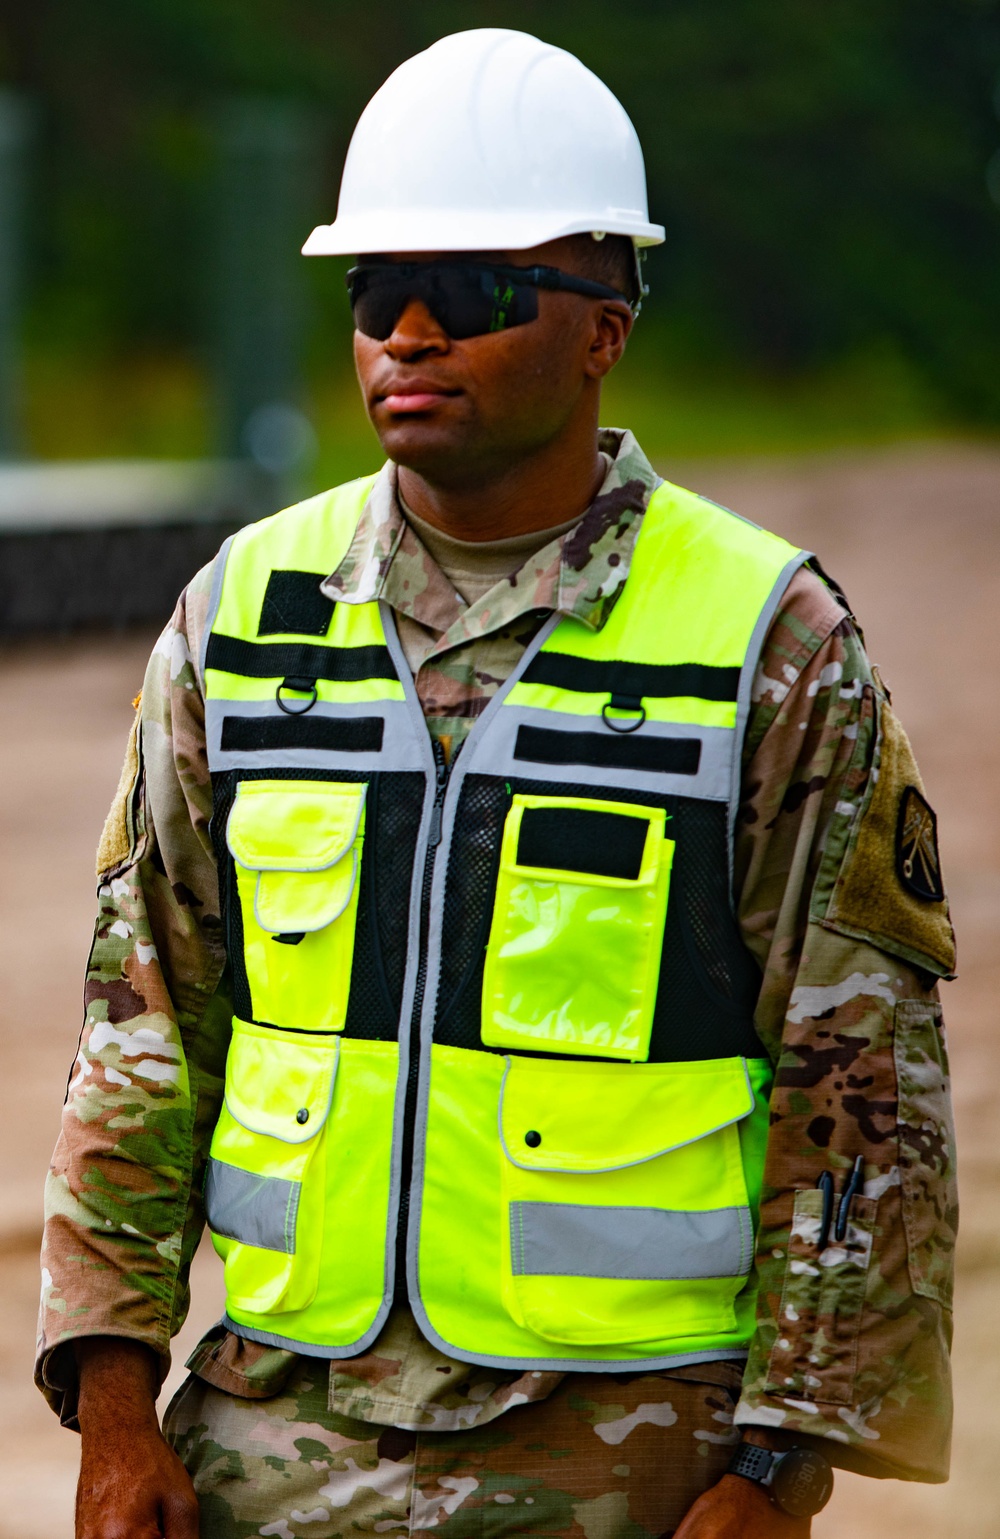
[374,419,478,480]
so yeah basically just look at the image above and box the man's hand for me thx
[75,1337,200,1539]
[672,1474,811,1538]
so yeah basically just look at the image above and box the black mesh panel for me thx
[344,771,424,1038]
[653,800,764,1060]
[432,776,511,1048]
[213,799,252,1022]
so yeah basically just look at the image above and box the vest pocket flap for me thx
[227,779,366,873]
[499,1055,754,1173]
[254,860,358,935]
[224,1027,340,1143]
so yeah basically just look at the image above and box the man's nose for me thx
[383,297,450,359]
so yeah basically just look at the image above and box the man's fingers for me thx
[76,1506,163,1539]
[159,1442,201,1539]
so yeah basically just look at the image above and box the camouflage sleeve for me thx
[36,561,233,1428]
[732,569,957,1481]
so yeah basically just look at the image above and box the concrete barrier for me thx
[0,458,277,632]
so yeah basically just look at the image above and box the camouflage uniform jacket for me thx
[37,430,957,1482]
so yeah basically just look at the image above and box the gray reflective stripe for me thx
[205,696,424,774]
[509,1201,753,1280]
[205,1157,300,1254]
[198,533,235,695]
[728,550,812,880]
[462,703,734,802]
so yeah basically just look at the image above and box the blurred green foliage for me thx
[3,0,1000,459]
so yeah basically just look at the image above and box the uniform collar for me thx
[321,428,660,636]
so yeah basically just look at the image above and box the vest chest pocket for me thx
[482,795,673,1062]
[206,1021,339,1315]
[498,1055,756,1346]
[227,779,366,1033]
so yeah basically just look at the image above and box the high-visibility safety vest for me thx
[200,472,809,1370]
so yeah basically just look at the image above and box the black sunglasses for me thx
[345,260,630,341]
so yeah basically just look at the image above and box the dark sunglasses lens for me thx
[349,272,411,340]
[442,271,538,338]
[348,266,539,340]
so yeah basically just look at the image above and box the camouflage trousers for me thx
[163,1357,743,1539]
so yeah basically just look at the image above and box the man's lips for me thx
[376,382,461,414]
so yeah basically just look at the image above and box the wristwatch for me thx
[726,1441,834,1518]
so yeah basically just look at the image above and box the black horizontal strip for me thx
[514,724,702,777]
[517,805,649,880]
[206,632,397,684]
[221,714,385,754]
[522,652,741,703]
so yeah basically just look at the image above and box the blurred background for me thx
[0,2,998,1533]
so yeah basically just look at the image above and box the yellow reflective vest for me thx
[201,472,808,1369]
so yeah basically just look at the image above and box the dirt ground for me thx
[1,441,996,1537]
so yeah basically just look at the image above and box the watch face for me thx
[771,1448,834,1518]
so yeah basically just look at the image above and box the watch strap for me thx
[727,1442,776,1485]
[727,1441,834,1518]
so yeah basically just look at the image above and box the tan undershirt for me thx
[402,504,586,609]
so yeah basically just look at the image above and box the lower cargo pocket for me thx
[206,1020,339,1315]
[894,999,957,1307]
[498,1054,759,1346]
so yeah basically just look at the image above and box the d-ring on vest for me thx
[200,471,809,1370]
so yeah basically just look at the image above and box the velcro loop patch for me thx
[822,701,956,977]
[96,705,142,877]
[258,570,335,637]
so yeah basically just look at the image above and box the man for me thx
[38,29,957,1539]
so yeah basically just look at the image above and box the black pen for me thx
[834,1155,866,1242]
[816,1171,835,1252]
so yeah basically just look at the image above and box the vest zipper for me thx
[426,739,449,847]
[395,735,450,1294]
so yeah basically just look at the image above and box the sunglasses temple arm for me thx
[521,265,635,310]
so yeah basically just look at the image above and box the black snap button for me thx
[524,1130,542,1148]
[296,1108,310,1125]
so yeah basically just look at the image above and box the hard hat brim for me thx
[302,211,665,258]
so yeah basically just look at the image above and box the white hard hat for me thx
[303,29,665,257]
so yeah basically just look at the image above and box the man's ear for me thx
[585,302,634,381]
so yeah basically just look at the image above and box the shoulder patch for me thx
[896,786,944,903]
[821,700,956,978]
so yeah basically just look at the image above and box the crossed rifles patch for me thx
[896,785,945,903]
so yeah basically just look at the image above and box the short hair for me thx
[567,232,639,305]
